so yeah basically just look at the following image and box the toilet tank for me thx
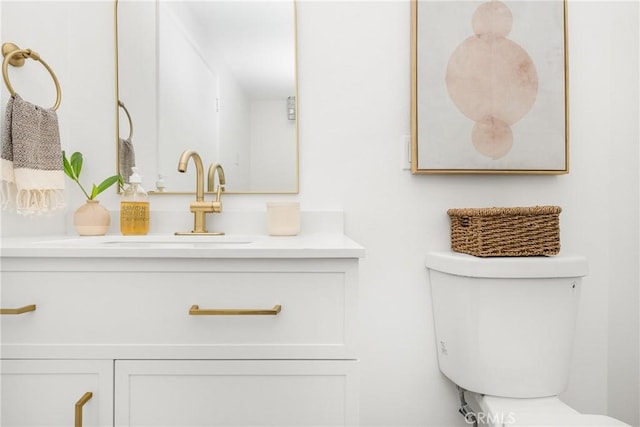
[426,251,587,398]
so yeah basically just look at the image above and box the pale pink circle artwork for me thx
[446,0,538,159]
[472,117,513,159]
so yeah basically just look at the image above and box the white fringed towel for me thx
[1,93,65,215]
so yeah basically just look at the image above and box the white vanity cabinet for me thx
[0,235,363,426]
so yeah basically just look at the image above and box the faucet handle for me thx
[207,163,226,193]
[214,187,223,210]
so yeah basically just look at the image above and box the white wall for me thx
[0,1,638,426]
[602,2,640,422]
[0,1,115,236]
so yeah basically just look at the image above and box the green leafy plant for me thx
[63,151,122,200]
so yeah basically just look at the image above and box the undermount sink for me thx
[33,235,255,248]
[102,235,253,248]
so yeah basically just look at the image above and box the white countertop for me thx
[0,233,365,259]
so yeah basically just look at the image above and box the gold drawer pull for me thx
[189,304,282,316]
[0,304,36,315]
[74,391,93,427]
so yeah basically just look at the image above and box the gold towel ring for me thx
[118,100,133,140]
[2,42,61,111]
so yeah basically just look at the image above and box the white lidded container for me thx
[266,202,300,236]
[426,251,588,398]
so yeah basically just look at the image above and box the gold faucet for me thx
[175,150,223,235]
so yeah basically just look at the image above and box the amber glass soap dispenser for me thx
[120,167,149,235]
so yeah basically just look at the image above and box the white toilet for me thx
[426,251,630,427]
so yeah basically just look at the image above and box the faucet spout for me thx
[177,149,205,202]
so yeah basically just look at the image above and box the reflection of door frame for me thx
[156,1,221,192]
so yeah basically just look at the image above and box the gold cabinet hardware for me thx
[0,304,36,315]
[189,304,282,316]
[74,391,93,427]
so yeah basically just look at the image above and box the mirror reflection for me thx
[116,0,298,194]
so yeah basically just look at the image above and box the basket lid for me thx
[425,251,587,278]
[447,205,561,217]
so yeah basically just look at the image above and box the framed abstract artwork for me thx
[411,0,569,174]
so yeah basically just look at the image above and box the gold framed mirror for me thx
[114,0,299,194]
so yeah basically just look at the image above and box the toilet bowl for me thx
[425,251,630,427]
[472,395,629,426]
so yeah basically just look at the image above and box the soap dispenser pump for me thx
[120,167,149,235]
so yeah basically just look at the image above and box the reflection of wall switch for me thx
[401,135,411,170]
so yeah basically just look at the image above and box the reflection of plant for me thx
[63,151,122,200]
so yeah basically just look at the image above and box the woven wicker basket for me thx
[447,206,561,257]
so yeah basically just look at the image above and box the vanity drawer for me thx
[0,259,358,359]
[114,360,359,426]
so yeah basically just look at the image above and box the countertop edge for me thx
[0,234,366,259]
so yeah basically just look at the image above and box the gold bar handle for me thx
[0,304,36,315]
[189,304,282,316]
[74,392,93,427]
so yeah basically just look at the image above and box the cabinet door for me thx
[0,359,113,427]
[115,360,359,426]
